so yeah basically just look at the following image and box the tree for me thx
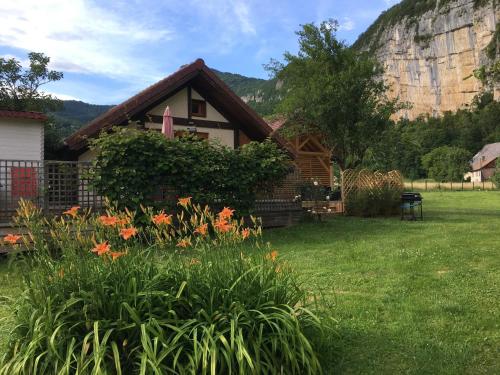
[421,146,472,182]
[492,159,500,188]
[268,20,401,170]
[0,52,63,112]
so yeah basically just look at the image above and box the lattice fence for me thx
[0,160,101,224]
[341,169,404,203]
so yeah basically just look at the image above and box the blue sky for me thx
[0,0,399,105]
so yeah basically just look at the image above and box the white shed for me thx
[0,110,46,161]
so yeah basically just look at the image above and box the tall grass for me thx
[0,200,325,374]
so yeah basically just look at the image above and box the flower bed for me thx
[1,199,325,374]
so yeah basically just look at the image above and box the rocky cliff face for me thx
[356,0,499,119]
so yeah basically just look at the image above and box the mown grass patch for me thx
[264,192,500,374]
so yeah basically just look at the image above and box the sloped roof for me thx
[0,110,47,121]
[65,59,274,151]
[471,142,500,171]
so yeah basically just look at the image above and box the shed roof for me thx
[471,142,500,171]
[0,110,47,121]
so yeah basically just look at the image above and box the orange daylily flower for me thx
[58,268,65,278]
[265,250,278,262]
[99,215,119,226]
[189,258,201,266]
[152,212,172,225]
[194,223,208,236]
[120,227,138,240]
[214,218,233,233]
[117,217,130,226]
[63,206,80,218]
[218,207,235,219]
[91,242,111,256]
[176,239,191,248]
[3,234,21,245]
[178,197,192,207]
[110,251,127,261]
[241,228,250,240]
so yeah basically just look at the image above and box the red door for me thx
[11,167,38,198]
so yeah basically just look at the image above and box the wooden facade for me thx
[268,119,332,187]
[291,134,332,186]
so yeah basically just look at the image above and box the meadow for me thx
[0,191,498,373]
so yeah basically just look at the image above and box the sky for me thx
[0,0,399,105]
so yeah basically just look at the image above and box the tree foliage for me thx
[421,146,472,182]
[0,52,63,112]
[90,128,290,213]
[269,20,400,170]
[492,159,500,188]
[364,95,500,179]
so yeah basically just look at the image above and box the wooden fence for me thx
[404,180,497,191]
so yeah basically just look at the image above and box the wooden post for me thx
[425,180,427,191]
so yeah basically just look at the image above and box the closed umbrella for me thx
[162,106,174,139]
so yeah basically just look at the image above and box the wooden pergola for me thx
[268,118,333,187]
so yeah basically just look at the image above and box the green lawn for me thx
[0,191,499,374]
[264,191,500,374]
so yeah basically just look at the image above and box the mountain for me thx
[51,101,114,138]
[354,0,499,119]
[212,69,281,116]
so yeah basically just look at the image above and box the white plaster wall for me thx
[0,118,43,160]
[78,148,98,162]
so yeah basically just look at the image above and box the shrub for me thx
[0,200,324,374]
[422,146,472,182]
[90,128,290,214]
[343,170,403,217]
[344,184,401,217]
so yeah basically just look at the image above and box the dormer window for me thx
[191,99,206,117]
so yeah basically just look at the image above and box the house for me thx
[268,118,332,187]
[0,110,46,161]
[0,110,47,222]
[467,142,500,182]
[66,59,279,161]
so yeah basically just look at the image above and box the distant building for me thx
[467,143,500,182]
[0,110,46,161]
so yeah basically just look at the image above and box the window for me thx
[191,99,207,117]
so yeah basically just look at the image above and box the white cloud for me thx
[338,17,355,31]
[0,0,173,81]
[44,91,81,101]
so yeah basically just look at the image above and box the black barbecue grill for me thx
[401,192,423,221]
